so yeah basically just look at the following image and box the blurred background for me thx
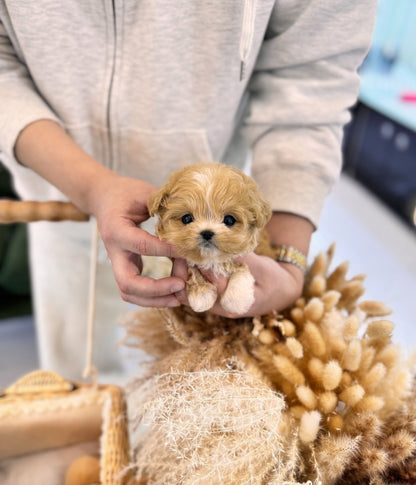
[344,0,416,228]
[1,0,415,387]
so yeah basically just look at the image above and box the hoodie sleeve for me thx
[0,17,61,165]
[244,0,378,228]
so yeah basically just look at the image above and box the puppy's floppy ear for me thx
[148,170,183,216]
[148,183,170,217]
[245,177,272,229]
[251,195,272,230]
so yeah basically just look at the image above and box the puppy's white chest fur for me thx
[195,258,236,278]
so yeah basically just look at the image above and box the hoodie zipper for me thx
[105,0,118,170]
[240,0,258,81]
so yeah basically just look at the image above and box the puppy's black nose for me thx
[200,230,215,241]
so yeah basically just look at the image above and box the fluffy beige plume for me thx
[341,339,362,371]
[321,290,341,312]
[296,386,318,410]
[318,391,338,414]
[302,323,326,357]
[322,360,343,391]
[273,355,306,386]
[304,298,325,322]
[299,411,321,443]
[315,434,361,484]
[286,337,304,359]
[339,384,365,407]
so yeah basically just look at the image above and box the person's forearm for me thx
[266,212,314,256]
[14,119,114,214]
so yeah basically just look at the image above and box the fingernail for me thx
[171,282,184,293]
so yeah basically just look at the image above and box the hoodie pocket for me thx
[115,129,214,187]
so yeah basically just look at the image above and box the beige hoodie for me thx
[0,0,377,227]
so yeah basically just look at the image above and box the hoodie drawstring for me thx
[240,0,257,81]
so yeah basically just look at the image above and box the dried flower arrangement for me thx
[122,245,416,484]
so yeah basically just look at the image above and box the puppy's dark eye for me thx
[223,215,236,227]
[181,214,194,225]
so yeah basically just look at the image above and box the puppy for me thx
[148,162,271,314]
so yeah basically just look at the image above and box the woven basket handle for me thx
[2,370,74,396]
[0,200,89,223]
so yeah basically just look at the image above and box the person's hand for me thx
[87,171,185,307]
[171,252,304,318]
[14,120,186,308]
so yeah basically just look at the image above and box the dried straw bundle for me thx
[122,245,415,484]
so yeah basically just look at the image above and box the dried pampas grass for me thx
[122,245,416,484]
[128,369,301,484]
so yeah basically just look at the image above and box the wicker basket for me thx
[0,201,133,484]
[0,370,132,484]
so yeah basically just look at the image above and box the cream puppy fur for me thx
[149,162,271,314]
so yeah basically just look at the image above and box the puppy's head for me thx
[148,162,272,265]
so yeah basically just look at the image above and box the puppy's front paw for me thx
[220,269,255,315]
[187,281,218,312]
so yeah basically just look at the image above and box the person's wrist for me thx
[82,166,121,216]
[264,211,312,304]
[278,258,304,284]
[255,255,304,313]
[266,212,313,257]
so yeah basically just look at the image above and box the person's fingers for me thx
[199,267,229,295]
[206,303,243,319]
[110,250,185,300]
[123,293,181,308]
[103,223,181,259]
[171,258,188,280]
[171,258,189,305]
